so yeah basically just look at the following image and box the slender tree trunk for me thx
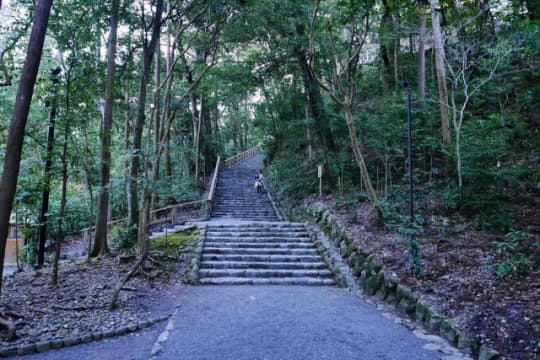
[430,0,451,145]
[129,0,163,242]
[0,0,53,291]
[93,0,118,257]
[37,77,59,266]
[150,34,161,212]
[418,12,426,103]
[52,111,69,285]
[343,106,379,207]
[295,49,336,152]
[393,15,401,91]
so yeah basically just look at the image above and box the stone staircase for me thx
[197,154,335,286]
[211,155,279,221]
[199,222,334,285]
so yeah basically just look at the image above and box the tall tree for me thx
[127,0,164,242]
[0,0,54,291]
[430,0,451,145]
[92,0,119,257]
[37,67,61,267]
[308,0,380,209]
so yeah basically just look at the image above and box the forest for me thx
[0,0,539,358]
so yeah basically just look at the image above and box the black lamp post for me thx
[403,81,422,276]
[403,81,414,223]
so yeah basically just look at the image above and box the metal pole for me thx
[404,81,414,223]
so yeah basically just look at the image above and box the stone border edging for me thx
[0,315,171,357]
[292,201,502,360]
[187,224,206,285]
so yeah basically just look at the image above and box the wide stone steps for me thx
[205,242,314,249]
[198,154,334,286]
[203,247,318,255]
[205,237,312,244]
[201,254,323,263]
[199,269,333,278]
[200,261,328,270]
[199,277,335,286]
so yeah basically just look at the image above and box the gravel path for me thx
[154,286,450,360]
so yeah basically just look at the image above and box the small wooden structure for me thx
[5,221,24,265]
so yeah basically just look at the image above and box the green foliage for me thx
[490,230,533,278]
[110,223,137,250]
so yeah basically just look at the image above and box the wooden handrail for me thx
[206,155,221,217]
[224,143,263,167]
[81,200,205,235]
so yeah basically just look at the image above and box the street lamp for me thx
[403,81,422,276]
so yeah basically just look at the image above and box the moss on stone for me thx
[150,229,200,256]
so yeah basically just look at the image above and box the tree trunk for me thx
[129,0,163,242]
[295,48,336,152]
[93,0,118,257]
[52,110,69,285]
[430,0,451,145]
[393,15,401,91]
[418,11,426,103]
[37,76,59,267]
[0,0,53,292]
[343,106,379,207]
[150,34,161,212]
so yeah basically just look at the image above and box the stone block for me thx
[478,344,501,360]
[440,320,458,345]
[63,337,81,347]
[17,344,36,356]
[397,299,416,316]
[396,284,412,302]
[51,339,64,349]
[0,347,18,357]
[363,274,379,295]
[81,334,93,343]
[35,341,51,353]
[92,332,103,340]
[427,314,443,332]
[456,331,476,352]
[415,300,428,323]
[114,326,129,336]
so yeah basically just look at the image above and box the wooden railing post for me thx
[206,156,221,218]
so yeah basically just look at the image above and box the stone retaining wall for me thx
[288,201,502,360]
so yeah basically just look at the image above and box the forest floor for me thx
[0,237,192,352]
[303,194,540,360]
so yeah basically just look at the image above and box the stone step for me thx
[206,224,305,230]
[199,268,333,278]
[198,277,335,286]
[211,216,279,221]
[204,242,315,249]
[201,254,323,263]
[200,261,328,270]
[206,232,308,238]
[202,247,319,256]
[204,237,311,243]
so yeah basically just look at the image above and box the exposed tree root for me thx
[109,250,148,310]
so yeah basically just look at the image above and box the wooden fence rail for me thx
[224,143,263,168]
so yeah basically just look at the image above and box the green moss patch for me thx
[150,228,200,257]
